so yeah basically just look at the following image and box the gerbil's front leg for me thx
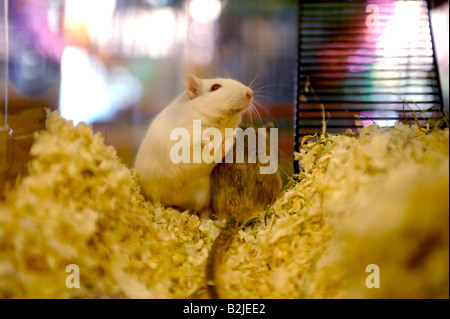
[222,135,234,157]
[187,175,213,219]
[198,207,213,220]
[201,135,234,158]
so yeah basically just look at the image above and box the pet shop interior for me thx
[0,0,448,299]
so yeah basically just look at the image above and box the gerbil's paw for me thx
[222,136,234,157]
[198,208,213,220]
[202,138,214,155]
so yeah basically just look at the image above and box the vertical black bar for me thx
[427,0,446,116]
[294,0,302,174]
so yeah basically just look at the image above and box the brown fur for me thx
[205,125,282,299]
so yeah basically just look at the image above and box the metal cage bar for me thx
[294,0,445,173]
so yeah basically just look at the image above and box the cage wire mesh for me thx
[295,0,446,172]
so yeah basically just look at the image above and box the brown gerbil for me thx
[205,124,282,299]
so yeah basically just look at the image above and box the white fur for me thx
[134,74,253,213]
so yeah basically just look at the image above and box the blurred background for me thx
[0,0,298,192]
[296,0,449,148]
[0,0,449,193]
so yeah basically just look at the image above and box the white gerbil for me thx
[134,74,253,216]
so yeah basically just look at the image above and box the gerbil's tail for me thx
[205,216,239,299]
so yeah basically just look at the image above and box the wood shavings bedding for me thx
[0,110,448,298]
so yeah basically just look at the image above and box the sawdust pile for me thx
[0,110,448,298]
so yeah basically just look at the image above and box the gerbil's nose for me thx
[245,89,253,100]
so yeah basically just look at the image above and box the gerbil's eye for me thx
[210,84,222,92]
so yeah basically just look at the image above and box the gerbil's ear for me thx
[183,74,202,99]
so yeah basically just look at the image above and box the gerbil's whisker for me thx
[252,100,277,127]
[253,93,272,102]
[245,104,262,126]
[249,103,264,127]
[252,83,282,92]
[244,105,256,127]
[248,65,269,89]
